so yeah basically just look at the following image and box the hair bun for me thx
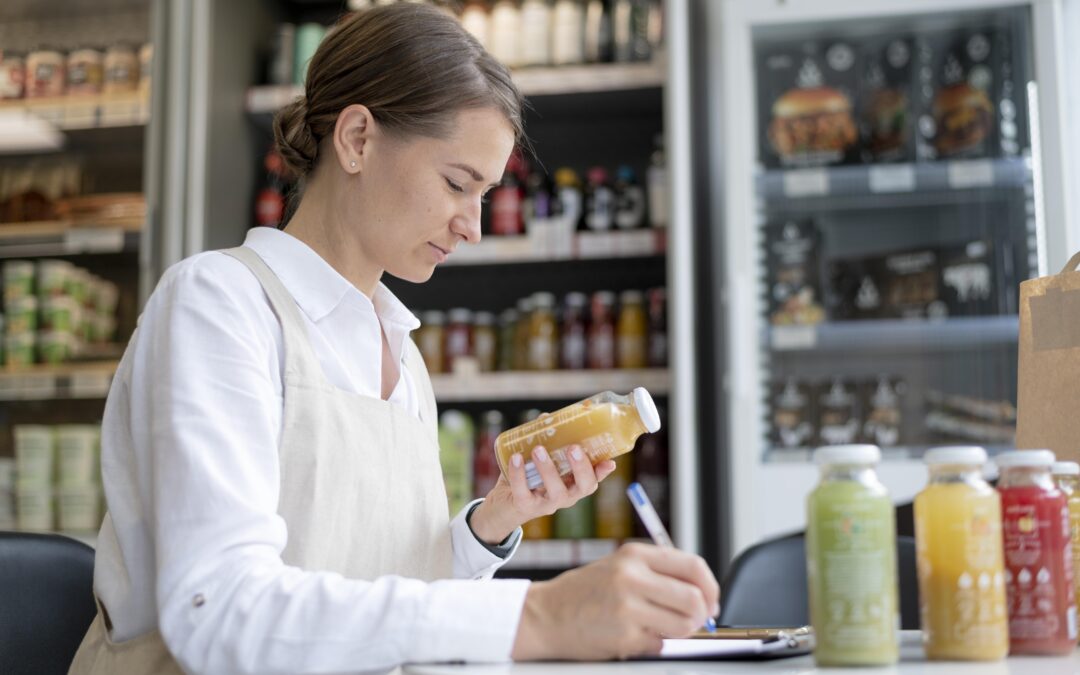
[273,96,318,177]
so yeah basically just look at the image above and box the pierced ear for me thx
[334,104,374,174]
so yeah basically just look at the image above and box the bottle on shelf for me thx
[556,495,595,539]
[647,133,668,228]
[524,171,555,234]
[613,165,646,230]
[474,410,505,498]
[560,291,588,370]
[497,308,519,371]
[512,296,534,370]
[438,410,475,516]
[472,311,498,372]
[587,290,616,369]
[553,167,584,231]
[583,0,613,63]
[255,148,289,229]
[646,287,667,368]
[583,166,615,231]
[461,0,492,51]
[489,0,522,68]
[519,0,553,67]
[518,408,553,539]
[528,292,559,371]
[417,310,446,374]
[490,167,524,236]
[1052,461,1080,620]
[616,289,647,369]
[551,0,586,65]
[595,451,634,538]
[444,308,474,373]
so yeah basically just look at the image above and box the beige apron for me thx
[69,246,452,674]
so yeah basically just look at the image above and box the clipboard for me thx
[634,627,814,662]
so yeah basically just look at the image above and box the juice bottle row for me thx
[438,400,668,541]
[414,287,666,374]
[807,445,1080,666]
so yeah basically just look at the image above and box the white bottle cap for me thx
[1053,461,1080,476]
[813,444,881,465]
[994,450,1056,469]
[633,387,661,433]
[924,446,988,466]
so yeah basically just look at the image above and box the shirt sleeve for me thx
[449,499,522,580]
[132,258,530,675]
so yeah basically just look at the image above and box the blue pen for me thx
[626,481,718,633]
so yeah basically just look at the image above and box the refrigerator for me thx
[693,0,1080,569]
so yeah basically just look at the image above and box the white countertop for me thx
[403,633,1080,675]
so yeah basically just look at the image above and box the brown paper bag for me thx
[1016,251,1080,459]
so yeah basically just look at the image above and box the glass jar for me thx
[996,450,1077,655]
[1053,460,1080,631]
[560,291,588,370]
[616,289,647,369]
[513,296,533,370]
[915,447,1008,661]
[472,311,498,372]
[417,311,446,374]
[26,47,65,99]
[528,292,558,371]
[0,51,26,100]
[66,47,104,96]
[444,308,474,373]
[587,290,616,369]
[807,444,899,666]
[103,43,139,93]
[497,308,518,372]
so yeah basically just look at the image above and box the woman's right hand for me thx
[510,542,721,661]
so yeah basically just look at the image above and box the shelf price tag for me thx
[782,169,828,198]
[65,228,125,254]
[869,165,916,193]
[771,325,817,351]
[947,159,995,189]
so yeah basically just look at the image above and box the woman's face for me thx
[341,106,516,284]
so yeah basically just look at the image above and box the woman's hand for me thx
[468,445,617,545]
[512,543,722,660]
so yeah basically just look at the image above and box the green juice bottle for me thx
[806,444,899,666]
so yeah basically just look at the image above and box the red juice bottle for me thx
[996,450,1078,655]
[474,410,504,499]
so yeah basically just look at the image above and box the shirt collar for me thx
[242,227,419,331]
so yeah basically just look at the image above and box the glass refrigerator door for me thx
[715,0,1070,555]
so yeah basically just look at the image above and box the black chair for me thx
[0,531,97,675]
[718,532,920,630]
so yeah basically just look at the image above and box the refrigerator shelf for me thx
[767,316,1019,353]
[0,219,141,258]
[501,538,650,571]
[0,360,119,401]
[246,61,665,115]
[430,368,670,402]
[0,91,150,131]
[756,158,1031,203]
[443,229,664,266]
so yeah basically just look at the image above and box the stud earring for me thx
[350,161,357,168]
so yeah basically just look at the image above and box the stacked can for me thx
[14,425,55,531]
[55,425,103,531]
[0,457,14,529]
[4,260,36,366]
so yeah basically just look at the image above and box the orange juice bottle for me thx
[1052,460,1080,634]
[494,388,660,490]
[914,447,1008,661]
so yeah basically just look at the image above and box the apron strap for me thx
[1063,251,1080,274]
[220,247,323,382]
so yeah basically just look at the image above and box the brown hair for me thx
[273,3,525,179]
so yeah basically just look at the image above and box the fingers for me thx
[531,446,569,502]
[507,451,538,507]
[594,459,617,482]
[631,563,711,631]
[620,543,721,619]
[566,445,599,497]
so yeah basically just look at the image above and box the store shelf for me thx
[444,229,664,266]
[430,368,670,402]
[0,91,150,130]
[246,61,665,115]
[0,360,119,401]
[502,538,648,570]
[768,316,1019,353]
[0,219,142,258]
[766,445,1014,463]
[756,158,1032,203]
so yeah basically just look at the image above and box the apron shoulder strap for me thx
[220,246,322,381]
[402,338,438,436]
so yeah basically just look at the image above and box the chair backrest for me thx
[0,531,97,675]
[718,532,919,630]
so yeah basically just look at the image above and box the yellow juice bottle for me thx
[1052,460,1080,639]
[914,447,1008,661]
[494,388,660,490]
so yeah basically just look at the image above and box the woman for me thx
[69,4,719,673]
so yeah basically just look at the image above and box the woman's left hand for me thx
[469,445,618,545]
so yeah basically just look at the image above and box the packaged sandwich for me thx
[765,219,825,326]
[860,36,916,163]
[756,38,861,168]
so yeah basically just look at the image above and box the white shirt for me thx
[94,227,530,674]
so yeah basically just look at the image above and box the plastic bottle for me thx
[494,388,660,490]
[613,165,646,230]
[587,290,616,369]
[489,0,522,68]
[583,166,614,231]
[551,0,585,65]
[518,409,553,539]
[438,410,475,516]
[528,292,559,371]
[807,444,899,666]
[519,0,552,67]
[553,167,584,230]
[461,0,492,51]
[914,447,1008,660]
[1053,460,1080,634]
[474,410,504,499]
[997,450,1078,655]
[560,292,588,370]
[647,133,667,228]
[616,290,647,369]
